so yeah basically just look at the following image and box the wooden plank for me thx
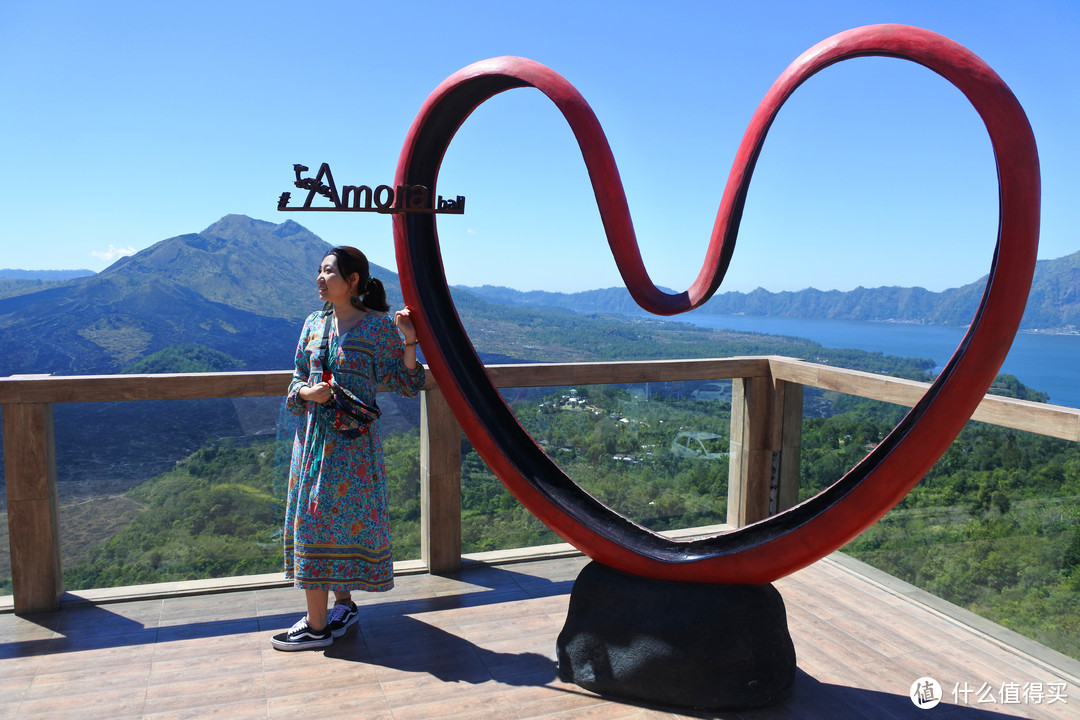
[420,386,463,574]
[485,357,770,389]
[0,371,295,403]
[4,357,1077,445]
[775,379,803,513]
[769,358,1080,441]
[770,358,920,403]
[764,357,822,388]
[0,369,435,404]
[1,403,63,613]
[970,395,1080,441]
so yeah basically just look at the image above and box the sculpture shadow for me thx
[320,562,569,686]
[569,669,1051,719]
[324,614,556,687]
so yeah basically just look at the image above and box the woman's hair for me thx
[324,246,389,312]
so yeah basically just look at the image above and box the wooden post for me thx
[728,374,804,526]
[727,378,747,525]
[2,402,63,614]
[772,379,803,514]
[420,386,462,574]
[728,377,774,526]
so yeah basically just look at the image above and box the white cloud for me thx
[89,244,137,263]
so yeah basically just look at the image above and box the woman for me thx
[272,246,425,651]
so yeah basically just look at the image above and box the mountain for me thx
[0,216,339,376]
[461,250,1080,332]
[1023,251,1080,330]
[102,215,392,322]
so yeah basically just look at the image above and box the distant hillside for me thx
[0,269,95,281]
[461,250,1080,332]
[0,270,97,301]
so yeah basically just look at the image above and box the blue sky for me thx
[2,1,1077,294]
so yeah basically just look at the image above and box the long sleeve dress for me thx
[283,309,426,592]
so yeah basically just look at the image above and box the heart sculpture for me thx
[392,24,1040,584]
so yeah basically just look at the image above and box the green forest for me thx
[54,369,1080,660]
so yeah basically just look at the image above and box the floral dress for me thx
[283,309,425,592]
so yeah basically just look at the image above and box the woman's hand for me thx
[300,381,332,404]
[395,307,419,370]
[394,307,417,344]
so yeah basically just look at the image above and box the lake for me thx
[653,312,1080,410]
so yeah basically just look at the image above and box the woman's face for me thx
[317,254,359,306]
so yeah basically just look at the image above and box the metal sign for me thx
[278,163,464,214]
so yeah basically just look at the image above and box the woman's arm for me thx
[376,310,425,397]
[286,312,332,412]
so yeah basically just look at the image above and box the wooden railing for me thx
[3,357,1078,614]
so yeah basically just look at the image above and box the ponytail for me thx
[361,276,389,312]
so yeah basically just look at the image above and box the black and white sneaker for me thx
[326,599,359,638]
[271,617,333,651]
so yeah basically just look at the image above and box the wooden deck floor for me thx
[1,553,1077,719]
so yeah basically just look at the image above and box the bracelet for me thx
[403,340,418,347]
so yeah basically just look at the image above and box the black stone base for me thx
[556,561,796,710]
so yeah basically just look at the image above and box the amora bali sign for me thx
[278,162,464,214]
